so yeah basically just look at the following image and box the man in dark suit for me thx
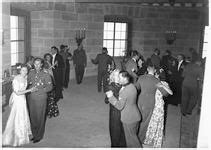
[151,48,161,69]
[172,54,187,105]
[189,47,199,62]
[124,50,139,83]
[91,47,114,92]
[181,59,203,116]
[73,43,87,84]
[51,46,65,102]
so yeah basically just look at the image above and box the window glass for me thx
[107,22,114,31]
[103,22,127,57]
[10,29,18,41]
[11,42,18,53]
[18,17,25,28]
[10,16,18,28]
[107,48,113,56]
[18,29,24,40]
[203,26,209,58]
[10,15,25,65]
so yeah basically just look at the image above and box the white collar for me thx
[178,60,183,64]
[132,58,136,62]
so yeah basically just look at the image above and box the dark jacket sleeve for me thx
[84,50,87,67]
[108,87,127,110]
[135,77,142,91]
[57,54,65,68]
[91,54,99,64]
[73,51,76,65]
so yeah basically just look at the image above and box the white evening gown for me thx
[2,75,32,147]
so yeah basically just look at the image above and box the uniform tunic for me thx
[135,74,160,143]
[91,53,113,92]
[73,49,87,84]
[27,69,53,141]
[181,63,203,115]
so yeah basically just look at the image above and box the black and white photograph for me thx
[1,0,211,148]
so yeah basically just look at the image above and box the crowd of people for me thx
[2,42,87,146]
[2,43,205,148]
[104,47,205,148]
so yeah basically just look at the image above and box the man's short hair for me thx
[102,47,108,53]
[60,44,66,50]
[131,50,138,57]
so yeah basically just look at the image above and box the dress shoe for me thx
[33,139,41,143]
[186,112,192,115]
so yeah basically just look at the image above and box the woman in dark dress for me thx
[137,57,147,76]
[105,69,126,147]
[44,53,59,118]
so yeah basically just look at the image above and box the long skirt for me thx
[46,88,59,118]
[144,90,164,148]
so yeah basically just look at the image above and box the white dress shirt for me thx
[52,53,56,66]
[177,60,183,71]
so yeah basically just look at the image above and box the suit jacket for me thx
[125,58,138,82]
[92,53,113,73]
[182,63,203,88]
[108,83,141,124]
[135,74,160,141]
[52,53,64,86]
[161,55,174,72]
[52,53,65,69]
[151,54,161,69]
[73,49,87,67]
[177,60,187,76]
[175,60,187,83]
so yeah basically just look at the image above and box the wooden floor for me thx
[2,76,181,148]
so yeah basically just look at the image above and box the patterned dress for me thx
[144,82,171,148]
[44,61,60,118]
[144,89,164,147]
[46,87,60,118]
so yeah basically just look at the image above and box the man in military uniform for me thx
[91,47,115,92]
[124,50,139,83]
[73,43,87,84]
[27,57,53,143]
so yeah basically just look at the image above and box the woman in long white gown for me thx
[3,65,37,147]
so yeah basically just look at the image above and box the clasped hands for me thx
[105,90,113,98]
[156,82,167,88]
[105,90,118,105]
[30,86,38,93]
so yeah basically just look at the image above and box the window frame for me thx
[10,7,31,65]
[104,15,131,57]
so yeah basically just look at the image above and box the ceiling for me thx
[8,0,209,12]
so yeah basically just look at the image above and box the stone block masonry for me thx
[30,2,207,80]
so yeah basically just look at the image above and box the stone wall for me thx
[30,3,207,79]
[1,2,11,78]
